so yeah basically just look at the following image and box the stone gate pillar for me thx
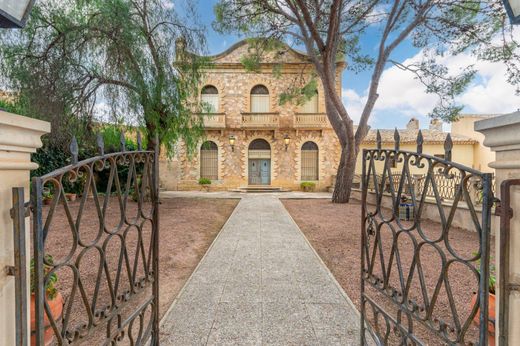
[0,110,50,345]
[476,112,520,345]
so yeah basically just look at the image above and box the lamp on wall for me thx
[502,0,520,24]
[0,0,35,28]
[283,134,291,151]
[229,135,236,152]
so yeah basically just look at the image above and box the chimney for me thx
[175,36,187,62]
[429,118,443,131]
[406,117,419,130]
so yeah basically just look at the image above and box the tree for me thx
[1,0,209,154]
[213,0,519,203]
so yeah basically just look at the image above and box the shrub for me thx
[30,255,58,299]
[300,181,316,192]
[198,177,211,185]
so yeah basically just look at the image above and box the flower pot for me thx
[65,193,77,202]
[471,292,495,346]
[43,198,52,206]
[31,292,64,346]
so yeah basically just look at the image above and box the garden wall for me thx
[351,188,498,234]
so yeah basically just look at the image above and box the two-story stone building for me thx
[159,40,485,192]
[160,40,345,191]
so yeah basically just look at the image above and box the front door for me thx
[249,159,270,185]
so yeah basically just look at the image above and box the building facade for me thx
[159,40,486,192]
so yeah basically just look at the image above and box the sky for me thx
[182,0,520,130]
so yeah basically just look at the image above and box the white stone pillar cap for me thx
[475,111,520,152]
[0,110,51,170]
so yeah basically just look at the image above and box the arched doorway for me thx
[248,139,271,185]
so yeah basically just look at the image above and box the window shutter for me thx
[201,94,219,113]
[200,142,218,180]
[251,95,270,112]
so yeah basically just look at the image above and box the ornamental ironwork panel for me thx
[30,132,160,345]
[360,130,494,345]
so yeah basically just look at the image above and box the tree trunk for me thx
[332,143,358,203]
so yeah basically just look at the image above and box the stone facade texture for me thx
[159,40,482,192]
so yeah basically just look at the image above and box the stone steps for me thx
[228,186,291,193]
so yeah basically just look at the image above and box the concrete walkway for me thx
[160,195,361,345]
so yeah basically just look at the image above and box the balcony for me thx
[195,113,226,129]
[241,112,279,129]
[294,113,329,129]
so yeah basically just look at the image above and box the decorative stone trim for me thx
[243,134,278,183]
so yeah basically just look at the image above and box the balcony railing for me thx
[294,113,329,128]
[241,112,279,128]
[195,113,226,129]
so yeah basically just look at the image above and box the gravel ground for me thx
[39,197,238,345]
[282,198,495,345]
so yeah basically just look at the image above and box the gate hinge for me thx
[494,198,513,219]
[9,203,31,219]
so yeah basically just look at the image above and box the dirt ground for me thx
[282,198,495,345]
[39,197,238,344]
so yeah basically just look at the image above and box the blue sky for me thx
[184,0,520,130]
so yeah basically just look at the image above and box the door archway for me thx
[248,139,271,185]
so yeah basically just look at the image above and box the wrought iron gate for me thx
[11,132,160,345]
[360,130,494,345]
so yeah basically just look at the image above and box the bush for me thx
[300,181,316,192]
[198,177,211,185]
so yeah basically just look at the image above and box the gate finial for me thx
[394,128,400,151]
[137,131,142,151]
[70,136,79,164]
[120,131,126,152]
[376,130,382,150]
[444,133,453,161]
[417,130,423,154]
[96,133,105,155]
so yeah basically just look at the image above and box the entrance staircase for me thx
[229,186,291,193]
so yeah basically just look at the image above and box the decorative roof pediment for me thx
[209,39,310,65]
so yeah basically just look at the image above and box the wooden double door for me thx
[248,159,271,185]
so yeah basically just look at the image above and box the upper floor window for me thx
[300,91,318,113]
[201,85,219,113]
[250,84,269,113]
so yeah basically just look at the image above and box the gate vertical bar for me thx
[11,187,28,346]
[498,179,520,346]
[151,134,160,345]
[479,173,493,346]
[31,177,44,346]
[360,149,368,346]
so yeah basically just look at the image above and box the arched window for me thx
[301,141,319,181]
[201,85,219,113]
[300,91,318,113]
[250,84,269,112]
[200,141,218,180]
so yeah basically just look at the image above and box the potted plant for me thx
[470,255,496,346]
[198,177,211,192]
[300,181,316,192]
[65,192,77,202]
[30,255,63,346]
[42,188,53,206]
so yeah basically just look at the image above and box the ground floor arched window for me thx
[301,141,319,181]
[200,141,218,180]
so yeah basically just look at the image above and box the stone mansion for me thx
[158,40,493,192]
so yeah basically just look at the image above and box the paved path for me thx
[160,195,361,345]
[160,190,333,200]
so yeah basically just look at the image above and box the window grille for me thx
[301,141,319,180]
[200,141,218,180]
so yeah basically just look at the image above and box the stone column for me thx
[476,112,520,345]
[0,110,50,345]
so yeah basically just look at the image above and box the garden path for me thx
[159,194,361,345]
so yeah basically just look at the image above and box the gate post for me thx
[476,111,520,345]
[0,110,50,345]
